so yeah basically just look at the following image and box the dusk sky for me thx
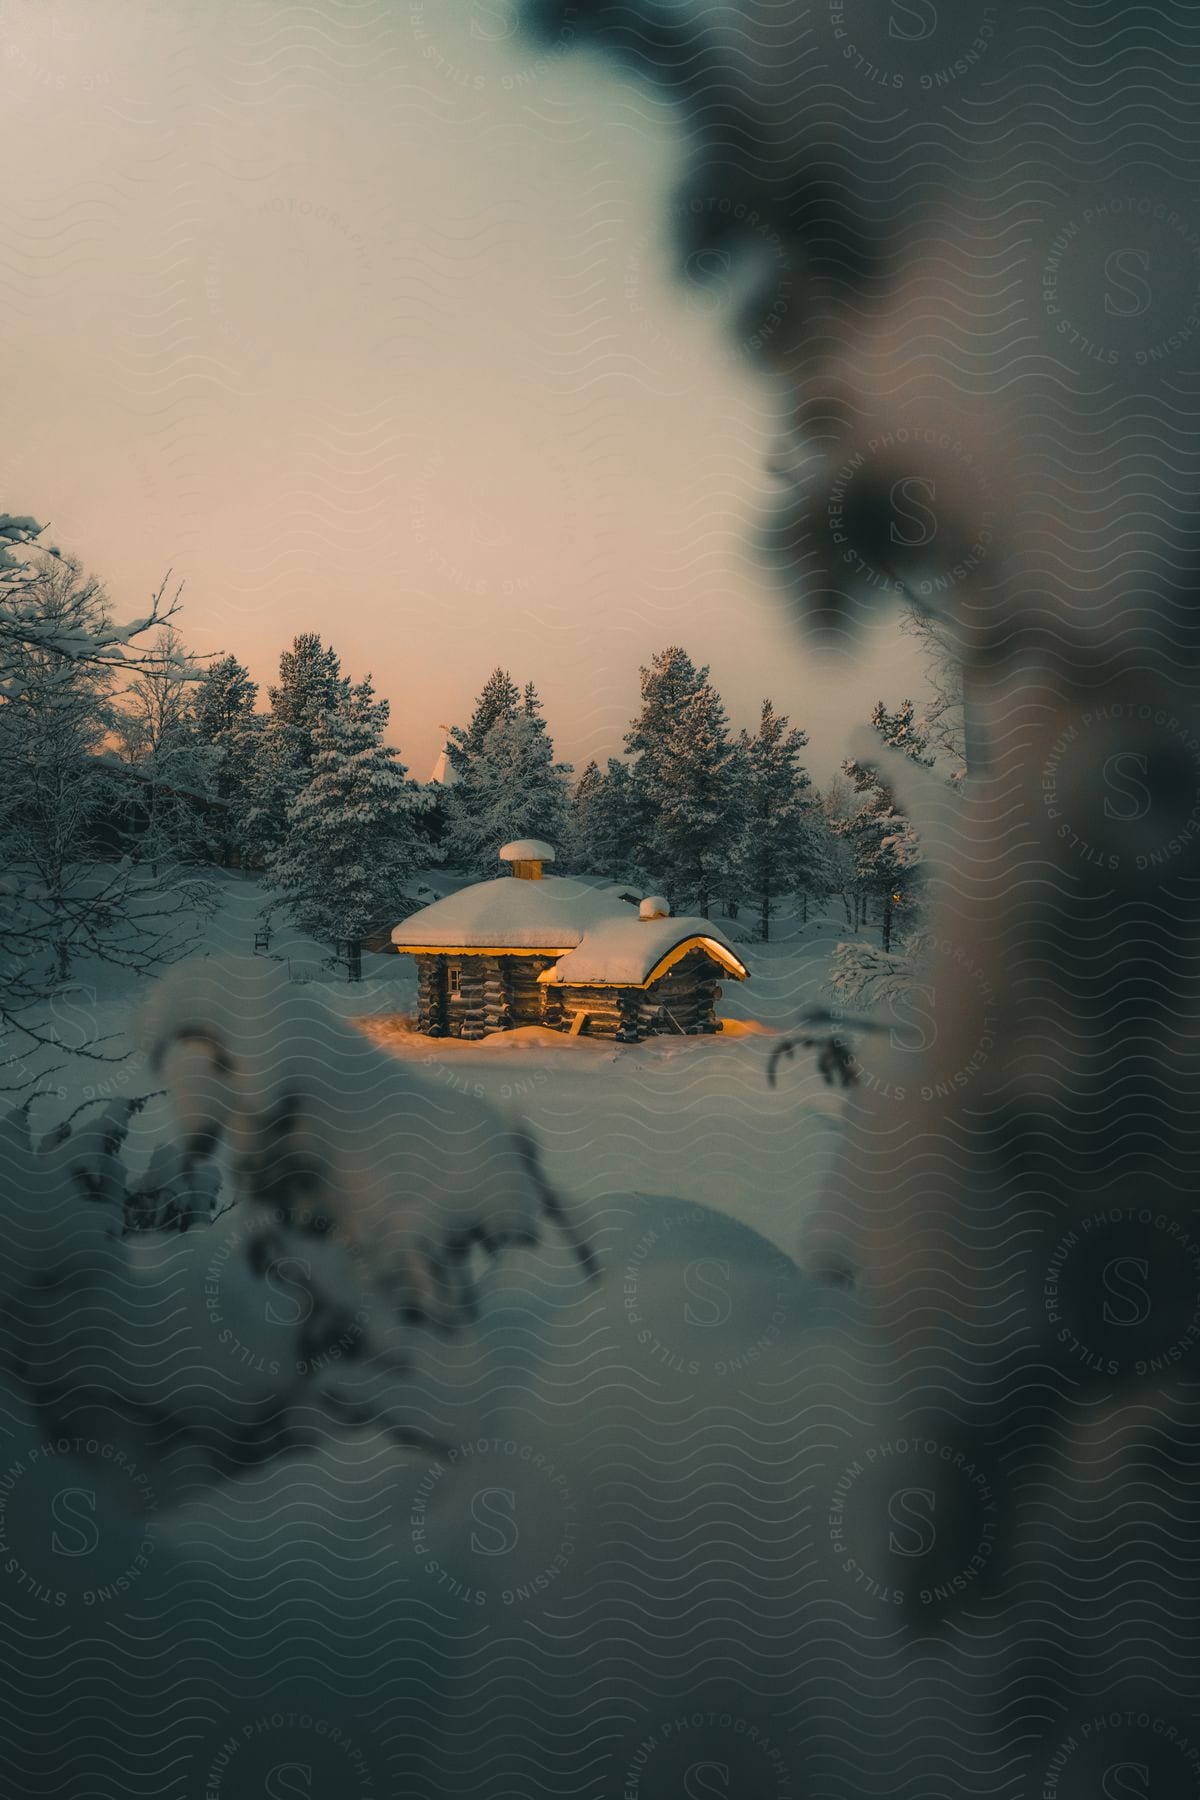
[2,0,921,784]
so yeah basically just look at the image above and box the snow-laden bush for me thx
[0,955,890,1798]
[829,931,922,1010]
[0,958,598,1503]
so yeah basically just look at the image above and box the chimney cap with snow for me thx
[499,839,556,880]
[639,895,670,920]
[498,839,556,864]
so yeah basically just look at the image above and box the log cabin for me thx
[391,839,749,1041]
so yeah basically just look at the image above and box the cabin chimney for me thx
[498,838,557,881]
[639,895,670,920]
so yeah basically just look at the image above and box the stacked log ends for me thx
[456,960,488,1041]
[481,955,515,1031]
[614,989,641,1043]
[416,955,447,1036]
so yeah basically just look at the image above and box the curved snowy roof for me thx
[498,839,556,863]
[538,917,748,987]
[391,876,749,986]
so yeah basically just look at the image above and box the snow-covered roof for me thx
[537,916,748,987]
[391,875,749,986]
[390,875,621,950]
[498,839,556,863]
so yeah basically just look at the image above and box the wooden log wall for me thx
[416,955,447,1035]
[482,955,514,1032]
[637,951,719,1036]
[507,957,554,1026]
[546,954,723,1039]
[455,957,488,1040]
[537,963,564,1030]
[415,950,725,1040]
[551,982,625,1036]
[615,989,641,1042]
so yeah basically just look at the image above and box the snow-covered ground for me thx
[359,939,849,1263]
[11,870,856,1261]
[3,875,944,1800]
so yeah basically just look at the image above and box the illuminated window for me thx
[447,965,462,995]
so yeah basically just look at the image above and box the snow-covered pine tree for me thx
[189,653,259,865]
[795,810,841,927]
[446,667,521,776]
[442,675,570,874]
[229,721,289,869]
[440,667,523,871]
[444,698,572,876]
[270,677,431,981]
[233,633,348,866]
[270,632,350,764]
[191,652,257,741]
[562,757,637,877]
[818,775,858,928]
[562,759,603,872]
[870,696,935,768]
[733,699,818,940]
[841,699,930,951]
[625,646,742,916]
[840,770,913,950]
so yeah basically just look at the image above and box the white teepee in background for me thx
[429,723,457,787]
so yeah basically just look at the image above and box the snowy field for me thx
[2,872,944,1800]
[13,870,856,1261]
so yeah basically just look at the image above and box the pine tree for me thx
[269,677,430,981]
[563,760,602,872]
[625,646,742,916]
[443,674,570,875]
[269,632,349,765]
[444,704,571,876]
[561,759,639,879]
[446,667,521,774]
[234,634,347,866]
[841,699,930,950]
[190,654,259,865]
[230,722,291,869]
[870,697,934,768]
[819,776,858,928]
[192,653,257,742]
[733,699,817,940]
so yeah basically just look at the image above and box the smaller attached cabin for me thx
[391,843,749,1041]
